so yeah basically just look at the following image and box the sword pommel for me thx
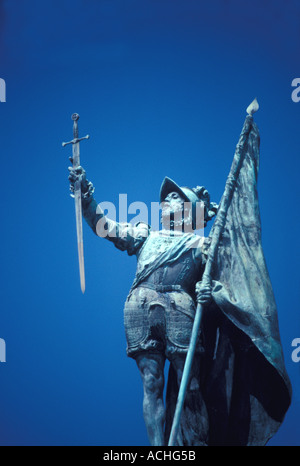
[72,113,80,121]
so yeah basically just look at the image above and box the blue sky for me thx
[0,0,299,445]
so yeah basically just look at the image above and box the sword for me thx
[62,113,90,294]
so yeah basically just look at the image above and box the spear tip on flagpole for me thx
[246,98,259,116]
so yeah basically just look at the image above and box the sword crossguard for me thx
[62,135,90,147]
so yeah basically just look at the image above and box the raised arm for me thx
[68,164,149,255]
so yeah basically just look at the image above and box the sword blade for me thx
[73,141,85,294]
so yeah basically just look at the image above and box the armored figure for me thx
[68,112,291,446]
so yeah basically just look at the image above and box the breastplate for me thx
[137,231,202,295]
[142,251,200,294]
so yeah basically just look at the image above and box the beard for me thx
[161,206,193,232]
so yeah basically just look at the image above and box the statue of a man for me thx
[67,113,291,446]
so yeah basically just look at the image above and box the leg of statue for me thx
[170,355,209,445]
[135,352,166,446]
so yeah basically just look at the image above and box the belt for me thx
[139,283,184,293]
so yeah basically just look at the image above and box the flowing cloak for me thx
[164,119,292,446]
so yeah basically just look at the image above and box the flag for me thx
[203,116,292,445]
[165,114,292,446]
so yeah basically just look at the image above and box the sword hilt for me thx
[62,113,90,147]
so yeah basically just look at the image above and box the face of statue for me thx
[161,191,193,231]
[163,191,185,212]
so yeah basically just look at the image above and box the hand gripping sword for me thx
[62,113,90,294]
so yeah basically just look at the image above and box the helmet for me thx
[159,176,218,228]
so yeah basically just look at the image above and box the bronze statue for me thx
[67,101,291,446]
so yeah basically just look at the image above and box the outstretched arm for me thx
[68,164,149,255]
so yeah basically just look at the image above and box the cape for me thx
[164,119,292,446]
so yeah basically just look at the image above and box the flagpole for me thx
[168,98,259,446]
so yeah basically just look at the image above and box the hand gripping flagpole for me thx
[62,113,90,294]
[168,98,259,446]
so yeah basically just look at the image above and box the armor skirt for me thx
[124,285,203,360]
